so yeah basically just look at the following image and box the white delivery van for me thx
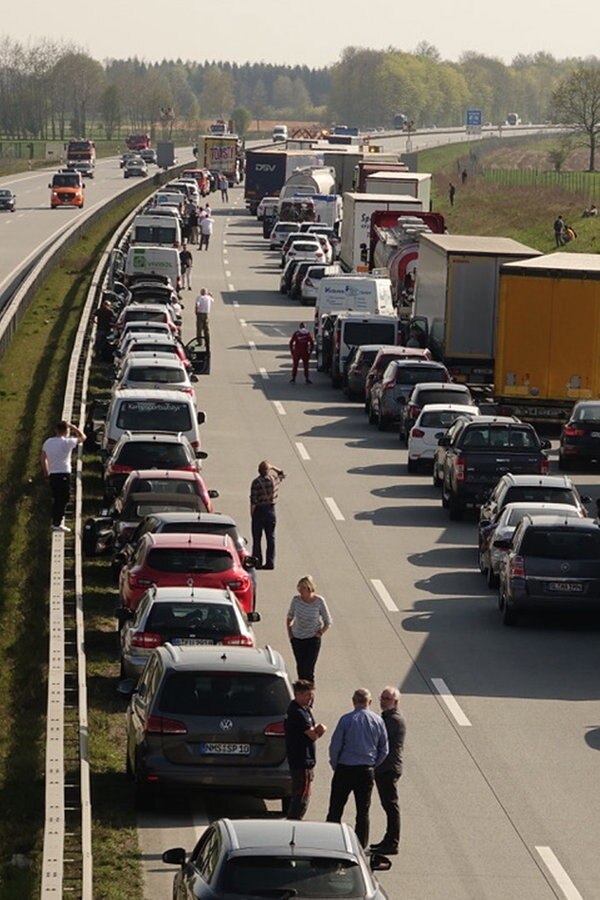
[131,214,181,247]
[314,274,394,336]
[272,124,288,142]
[124,246,181,291]
[330,313,399,386]
[100,389,205,454]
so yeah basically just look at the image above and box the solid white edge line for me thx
[535,847,584,900]
[248,340,256,350]
[296,442,310,460]
[232,300,239,307]
[259,367,269,380]
[228,283,235,291]
[431,678,472,727]
[325,497,345,521]
[273,401,286,416]
[371,579,398,612]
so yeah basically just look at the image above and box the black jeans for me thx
[374,769,401,848]
[49,473,71,526]
[251,505,276,567]
[291,636,321,683]
[326,764,374,848]
[287,768,314,820]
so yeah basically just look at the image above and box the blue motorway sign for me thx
[466,109,482,127]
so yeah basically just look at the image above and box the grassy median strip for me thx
[0,189,152,899]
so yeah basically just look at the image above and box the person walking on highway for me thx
[289,322,314,383]
[370,686,406,856]
[284,680,327,820]
[218,173,229,202]
[326,688,389,848]
[187,206,199,245]
[286,576,332,683]
[249,460,286,569]
[194,287,214,349]
[199,210,214,250]
[179,246,193,291]
[41,420,86,532]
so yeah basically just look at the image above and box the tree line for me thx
[0,35,598,152]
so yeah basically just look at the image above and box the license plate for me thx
[171,638,214,646]
[591,432,600,438]
[547,582,584,593]
[199,743,250,755]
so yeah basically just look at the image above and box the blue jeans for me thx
[251,505,276,567]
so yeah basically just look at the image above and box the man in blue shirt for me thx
[326,688,388,848]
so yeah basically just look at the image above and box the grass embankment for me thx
[0,189,153,899]
[420,138,600,253]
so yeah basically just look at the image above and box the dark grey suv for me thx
[126,644,292,808]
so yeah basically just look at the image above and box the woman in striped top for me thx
[286,575,333,683]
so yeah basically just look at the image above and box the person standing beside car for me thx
[370,686,406,856]
[249,460,285,569]
[179,246,193,291]
[286,575,332,683]
[284,679,327,820]
[41,420,86,532]
[194,287,213,349]
[199,210,214,250]
[289,322,314,384]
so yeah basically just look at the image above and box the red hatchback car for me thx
[118,532,256,614]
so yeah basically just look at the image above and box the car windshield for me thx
[220,855,363,897]
[123,310,166,323]
[574,405,600,422]
[291,243,319,253]
[415,390,469,406]
[146,548,233,573]
[116,401,192,432]
[115,443,189,468]
[504,487,576,506]
[133,502,199,517]
[0,190,11,198]
[127,366,185,384]
[395,366,446,385]
[521,529,600,560]
[146,602,237,636]
[420,410,471,428]
[461,427,538,449]
[52,174,80,187]
[159,673,290,717]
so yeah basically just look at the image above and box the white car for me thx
[408,404,480,473]
[269,221,300,249]
[112,356,196,395]
[282,240,325,268]
[299,264,341,305]
[256,196,278,220]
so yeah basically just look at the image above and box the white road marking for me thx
[273,401,286,416]
[296,442,310,460]
[248,340,256,351]
[232,300,239,307]
[371,579,398,612]
[225,270,231,277]
[325,497,345,521]
[228,283,235,292]
[223,240,228,245]
[431,678,472,727]
[259,367,269,380]
[535,847,583,900]
[239,319,247,327]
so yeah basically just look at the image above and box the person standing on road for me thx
[284,680,327,820]
[326,688,388,848]
[194,287,214,349]
[370,686,406,856]
[287,576,332,683]
[199,210,214,250]
[179,246,193,291]
[249,460,285,569]
[289,322,314,384]
[219,173,229,202]
[41,420,86,532]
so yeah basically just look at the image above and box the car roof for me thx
[463,415,522,425]
[219,818,358,855]
[145,586,238,604]
[418,403,478,415]
[123,357,186,370]
[114,432,187,446]
[157,644,286,673]
[111,388,193,401]
[522,515,598,529]
[127,467,198,480]
[412,382,468,391]
[143,511,237,527]
[144,532,235,549]
[502,474,572,487]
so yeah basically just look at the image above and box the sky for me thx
[4,0,600,68]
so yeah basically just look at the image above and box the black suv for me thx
[126,644,292,809]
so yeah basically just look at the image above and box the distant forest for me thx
[0,35,595,138]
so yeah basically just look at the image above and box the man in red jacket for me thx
[289,322,314,384]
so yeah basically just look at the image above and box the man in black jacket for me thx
[284,680,327,819]
[369,686,406,855]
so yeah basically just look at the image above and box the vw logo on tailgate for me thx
[560,563,570,573]
[219,719,233,732]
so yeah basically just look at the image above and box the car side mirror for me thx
[493,539,512,550]
[243,556,258,569]
[191,374,198,383]
[197,411,206,425]
[438,435,451,447]
[116,677,137,696]
[196,450,208,459]
[540,439,552,450]
[370,854,393,872]
[247,611,261,623]
[208,489,219,499]
[162,848,186,867]
[581,495,592,504]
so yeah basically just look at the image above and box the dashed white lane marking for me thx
[431,678,472,727]
[248,340,256,351]
[535,847,583,900]
[228,283,235,292]
[232,300,239,307]
[240,319,247,327]
[273,401,286,416]
[223,240,228,245]
[371,579,399,612]
[325,497,344,521]
[296,442,310,460]
[259,368,269,380]
[225,270,231,277]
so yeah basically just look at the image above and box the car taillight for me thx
[455,453,465,481]
[222,634,254,646]
[411,428,425,438]
[564,424,585,437]
[145,715,187,735]
[183,386,194,395]
[539,457,550,475]
[108,464,131,474]
[264,721,285,736]
[509,555,526,578]
[130,632,163,649]
[408,404,421,418]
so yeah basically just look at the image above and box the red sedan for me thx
[118,532,256,613]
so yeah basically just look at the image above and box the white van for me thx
[100,389,205,454]
[131,214,181,248]
[124,246,181,291]
[330,313,399,387]
[314,274,394,339]
[272,124,288,142]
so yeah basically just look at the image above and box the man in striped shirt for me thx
[249,459,285,569]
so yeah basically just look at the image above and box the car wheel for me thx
[487,566,499,589]
[500,593,518,626]
[441,481,449,508]
[433,465,442,487]
[281,796,292,816]
[407,457,417,473]
[399,425,407,445]
[82,519,98,557]
[365,399,371,417]
[376,408,388,431]
[448,494,463,520]
[368,404,377,425]
[478,550,486,574]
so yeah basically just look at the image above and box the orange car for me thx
[49,170,85,209]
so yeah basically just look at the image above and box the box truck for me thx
[340,193,423,272]
[495,253,600,422]
[244,148,324,214]
[411,234,540,384]
[365,171,432,209]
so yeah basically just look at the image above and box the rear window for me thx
[504,486,576,506]
[395,365,447,385]
[159,672,289,717]
[129,344,177,355]
[305,268,326,280]
[127,366,185,384]
[147,548,233,573]
[291,242,319,253]
[115,442,189,468]
[461,427,538,449]
[344,323,396,347]
[220,856,363,896]
[420,410,471,429]
[146,602,237,636]
[131,478,197,494]
[115,400,192,432]
[415,389,470,406]
[520,529,600,559]
[124,310,166,323]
